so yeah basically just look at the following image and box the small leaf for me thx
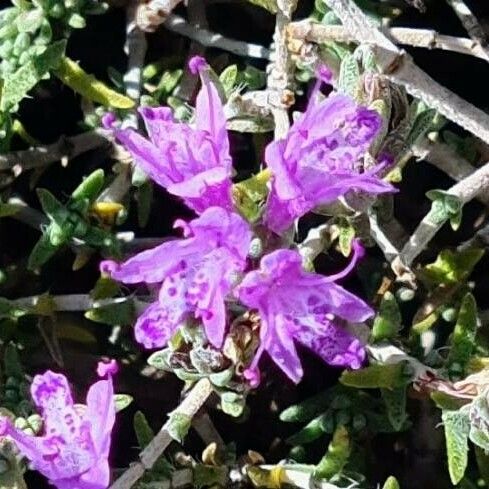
[1,40,66,111]
[166,412,191,443]
[114,394,133,412]
[232,169,270,222]
[340,363,407,389]
[219,65,238,96]
[90,276,120,300]
[382,476,400,489]
[71,169,105,203]
[85,299,135,326]
[147,349,172,371]
[447,293,478,375]
[381,386,407,431]
[280,391,333,423]
[134,410,154,447]
[371,291,402,342]
[0,298,27,321]
[338,55,360,100]
[220,391,246,418]
[37,189,66,223]
[405,108,436,147]
[133,410,173,476]
[28,233,60,270]
[442,410,470,485]
[54,56,135,109]
[16,8,43,33]
[155,69,182,97]
[286,414,327,445]
[337,219,355,257]
[421,249,485,286]
[314,425,350,480]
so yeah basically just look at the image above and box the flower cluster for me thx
[0,361,117,489]
[0,57,395,487]
[102,56,396,385]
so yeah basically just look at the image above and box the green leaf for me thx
[421,248,485,286]
[114,394,133,413]
[85,299,135,326]
[232,170,270,222]
[381,386,407,431]
[382,476,400,489]
[286,414,327,445]
[220,391,246,417]
[245,0,277,13]
[16,8,43,33]
[468,394,489,451]
[134,411,173,477]
[338,55,360,100]
[219,65,238,96]
[430,391,468,411]
[447,293,478,374]
[0,298,27,321]
[241,65,266,90]
[3,344,25,377]
[37,188,64,220]
[90,276,120,300]
[71,169,105,203]
[147,349,172,371]
[337,219,355,257]
[134,411,154,448]
[155,69,182,97]
[280,391,333,423]
[442,410,470,485]
[54,56,135,109]
[67,12,86,29]
[371,291,402,342]
[28,233,60,270]
[406,108,437,147]
[1,40,66,112]
[314,425,350,481]
[166,412,191,443]
[340,363,407,389]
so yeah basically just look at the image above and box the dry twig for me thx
[267,0,297,139]
[288,20,489,62]
[0,130,110,172]
[109,379,213,489]
[165,14,271,59]
[412,139,489,207]
[399,160,489,267]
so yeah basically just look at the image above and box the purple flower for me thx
[263,93,395,233]
[101,207,252,348]
[104,57,233,214]
[0,361,117,489]
[236,241,372,384]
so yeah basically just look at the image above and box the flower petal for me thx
[85,377,115,458]
[291,316,366,369]
[134,300,182,349]
[112,128,175,188]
